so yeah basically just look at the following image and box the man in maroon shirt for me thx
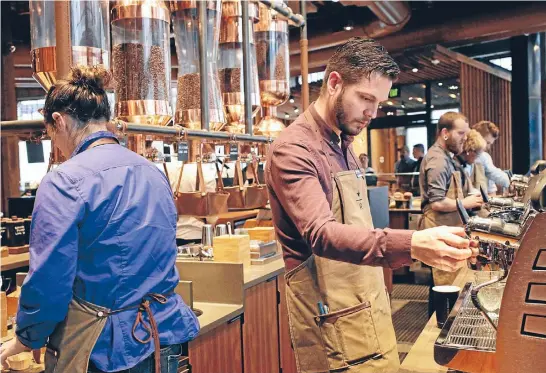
[265,38,476,373]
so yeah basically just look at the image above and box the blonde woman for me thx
[456,129,489,195]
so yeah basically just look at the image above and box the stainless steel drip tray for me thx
[434,283,498,373]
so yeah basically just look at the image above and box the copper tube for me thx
[54,1,71,80]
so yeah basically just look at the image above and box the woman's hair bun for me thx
[68,65,111,92]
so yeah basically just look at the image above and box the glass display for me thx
[171,0,225,130]
[111,0,172,126]
[254,2,289,137]
[218,0,261,134]
[30,0,110,90]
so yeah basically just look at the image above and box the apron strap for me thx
[105,293,168,373]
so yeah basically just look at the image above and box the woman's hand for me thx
[0,338,41,370]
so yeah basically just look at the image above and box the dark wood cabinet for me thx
[189,318,243,373]
[278,275,298,373]
[243,278,280,373]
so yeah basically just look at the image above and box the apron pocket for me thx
[44,347,59,373]
[315,301,382,370]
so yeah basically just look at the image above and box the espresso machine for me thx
[506,160,546,202]
[434,172,546,373]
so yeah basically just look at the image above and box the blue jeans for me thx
[88,344,184,373]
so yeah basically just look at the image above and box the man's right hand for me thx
[462,194,483,209]
[410,226,477,271]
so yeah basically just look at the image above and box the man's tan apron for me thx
[418,171,464,286]
[284,167,399,373]
[45,294,168,373]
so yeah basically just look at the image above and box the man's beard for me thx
[333,91,366,136]
[446,136,462,154]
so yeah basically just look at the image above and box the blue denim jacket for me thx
[16,132,200,372]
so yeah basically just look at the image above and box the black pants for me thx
[176,238,202,246]
[88,344,184,373]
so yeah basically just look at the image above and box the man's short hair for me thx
[413,144,425,152]
[472,120,500,139]
[320,38,400,95]
[437,112,468,134]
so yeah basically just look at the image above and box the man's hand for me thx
[411,226,478,271]
[462,194,483,209]
[0,338,41,370]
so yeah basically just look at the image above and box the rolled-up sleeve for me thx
[16,171,84,349]
[268,141,413,269]
[425,156,450,203]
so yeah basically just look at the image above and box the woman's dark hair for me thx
[42,65,111,126]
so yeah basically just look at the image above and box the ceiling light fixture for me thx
[431,59,440,65]
[449,85,458,90]
[438,82,443,86]
[449,93,457,99]
[401,104,406,108]
[431,105,435,108]
[289,97,295,104]
[412,68,419,73]
[416,97,423,102]
[285,113,290,118]
[294,107,299,113]
[344,21,354,31]
[409,97,413,100]
[386,101,394,106]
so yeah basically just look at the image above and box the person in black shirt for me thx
[394,145,416,191]
[411,144,425,195]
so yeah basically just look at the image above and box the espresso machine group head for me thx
[434,172,546,373]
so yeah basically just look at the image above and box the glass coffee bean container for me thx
[30,0,110,90]
[218,0,261,134]
[111,0,172,126]
[171,0,226,131]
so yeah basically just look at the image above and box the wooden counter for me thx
[216,210,260,227]
[243,257,285,289]
[1,253,30,272]
[400,268,475,373]
[193,301,243,336]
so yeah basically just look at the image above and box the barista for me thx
[266,38,477,373]
[0,66,199,372]
[418,112,483,286]
[472,121,510,195]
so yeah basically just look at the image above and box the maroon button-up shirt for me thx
[265,103,414,271]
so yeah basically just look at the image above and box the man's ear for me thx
[326,71,343,95]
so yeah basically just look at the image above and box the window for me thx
[489,57,512,71]
[17,99,45,120]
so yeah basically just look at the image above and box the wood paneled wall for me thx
[460,63,512,170]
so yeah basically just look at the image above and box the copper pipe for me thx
[289,1,410,56]
[242,0,253,135]
[54,1,71,80]
[198,0,209,131]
